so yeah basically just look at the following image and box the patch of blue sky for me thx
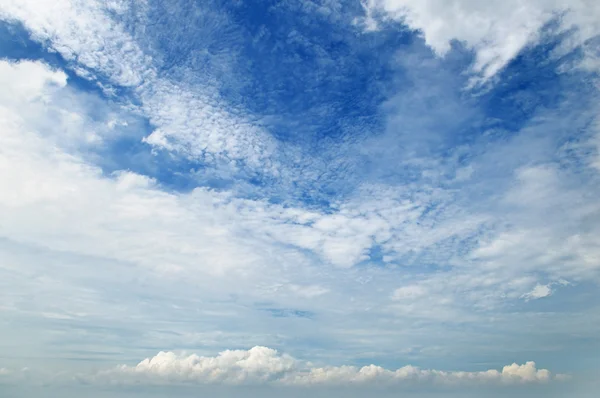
[4,2,596,208]
[3,0,593,295]
[480,32,597,134]
[87,2,398,194]
[4,1,592,211]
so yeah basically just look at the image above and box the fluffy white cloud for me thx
[362,0,600,81]
[99,346,557,386]
[0,60,67,101]
[122,347,296,384]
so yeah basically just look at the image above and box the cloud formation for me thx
[362,0,600,82]
[0,1,599,392]
[99,346,556,387]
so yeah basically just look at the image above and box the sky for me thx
[0,0,599,397]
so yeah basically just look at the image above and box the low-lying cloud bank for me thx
[95,346,563,387]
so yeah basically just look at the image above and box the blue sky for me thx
[0,1,599,397]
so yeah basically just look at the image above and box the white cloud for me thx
[1,0,600,373]
[522,284,553,301]
[392,285,427,300]
[4,1,594,283]
[1,58,597,340]
[99,346,557,386]
[0,61,422,360]
[122,347,296,384]
[139,79,280,170]
[1,61,594,346]
[0,0,282,173]
[0,59,324,352]
[470,164,600,282]
[500,362,550,383]
[0,60,301,277]
[521,279,572,301]
[362,0,600,82]
[0,0,151,87]
[0,60,67,102]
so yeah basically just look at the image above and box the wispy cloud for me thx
[361,0,600,83]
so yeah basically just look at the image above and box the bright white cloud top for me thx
[97,346,556,386]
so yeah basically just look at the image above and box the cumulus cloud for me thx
[99,346,557,387]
